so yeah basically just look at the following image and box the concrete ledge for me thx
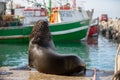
[0,67,114,80]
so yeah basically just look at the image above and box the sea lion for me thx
[28,20,86,75]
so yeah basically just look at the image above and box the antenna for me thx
[43,0,46,8]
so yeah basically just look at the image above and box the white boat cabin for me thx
[50,9,89,24]
[23,2,89,25]
[23,8,48,25]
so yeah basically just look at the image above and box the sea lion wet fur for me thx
[28,20,86,75]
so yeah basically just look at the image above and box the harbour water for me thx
[0,35,117,71]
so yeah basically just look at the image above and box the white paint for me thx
[51,25,88,35]
[24,16,48,25]
[59,10,88,23]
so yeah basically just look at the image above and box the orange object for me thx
[50,13,54,23]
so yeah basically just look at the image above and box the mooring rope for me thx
[93,68,97,80]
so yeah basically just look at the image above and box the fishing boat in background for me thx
[88,18,99,37]
[0,0,91,43]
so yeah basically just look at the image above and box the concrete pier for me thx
[0,67,113,80]
[99,18,120,42]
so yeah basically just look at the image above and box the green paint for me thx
[0,19,90,43]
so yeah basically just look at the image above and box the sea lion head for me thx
[30,20,51,47]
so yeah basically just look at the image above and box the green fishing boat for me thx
[0,0,90,43]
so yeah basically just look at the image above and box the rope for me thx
[93,68,97,80]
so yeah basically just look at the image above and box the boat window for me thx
[59,11,73,17]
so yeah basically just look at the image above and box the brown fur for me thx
[28,20,86,75]
[30,20,51,46]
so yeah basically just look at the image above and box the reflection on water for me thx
[0,44,28,67]
[0,35,117,70]
[87,35,117,70]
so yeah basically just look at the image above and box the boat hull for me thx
[0,20,90,43]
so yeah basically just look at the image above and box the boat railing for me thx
[0,20,22,27]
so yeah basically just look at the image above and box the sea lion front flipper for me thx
[9,65,31,71]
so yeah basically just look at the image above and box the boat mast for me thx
[43,0,46,8]
[48,0,52,21]
[10,0,14,15]
[49,0,52,13]
[73,0,76,9]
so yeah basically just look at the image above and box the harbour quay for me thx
[99,18,120,43]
